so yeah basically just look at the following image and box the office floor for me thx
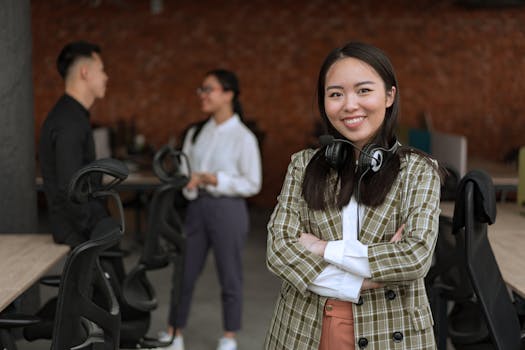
[16,206,282,350]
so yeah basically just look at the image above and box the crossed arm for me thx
[298,224,405,292]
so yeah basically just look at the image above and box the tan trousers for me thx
[319,299,355,350]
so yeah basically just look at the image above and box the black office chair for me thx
[440,165,460,201]
[427,170,498,349]
[425,214,484,350]
[2,158,129,350]
[99,145,189,349]
[49,217,122,350]
[456,176,525,350]
[20,149,187,349]
[0,313,40,350]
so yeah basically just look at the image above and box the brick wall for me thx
[31,0,525,207]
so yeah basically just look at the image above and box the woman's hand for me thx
[185,172,218,190]
[199,172,218,186]
[390,224,405,243]
[298,233,327,256]
[361,279,384,291]
[360,224,405,292]
[185,173,202,190]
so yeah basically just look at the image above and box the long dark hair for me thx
[302,42,437,210]
[192,69,245,143]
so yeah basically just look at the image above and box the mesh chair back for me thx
[463,180,522,350]
[51,225,122,350]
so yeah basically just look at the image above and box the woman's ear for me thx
[386,86,396,108]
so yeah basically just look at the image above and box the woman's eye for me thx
[328,92,343,98]
[357,88,372,94]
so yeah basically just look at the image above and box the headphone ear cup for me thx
[324,142,347,169]
[361,144,384,173]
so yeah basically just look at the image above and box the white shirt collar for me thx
[209,113,241,130]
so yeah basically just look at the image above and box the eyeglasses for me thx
[196,86,218,95]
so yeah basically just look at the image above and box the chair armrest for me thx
[39,275,61,287]
[100,249,127,259]
[513,292,525,316]
[0,314,41,328]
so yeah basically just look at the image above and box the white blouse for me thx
[307,197,371,303]
[181,114,262,199]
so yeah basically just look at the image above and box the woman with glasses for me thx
[162,69,262,350]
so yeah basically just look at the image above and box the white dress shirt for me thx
[181,114,262,199]
[307,197,372,303]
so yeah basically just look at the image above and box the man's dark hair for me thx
[56,41,101,79]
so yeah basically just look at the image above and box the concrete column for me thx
[0,0,38,233]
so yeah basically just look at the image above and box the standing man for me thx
[39,40,109,247]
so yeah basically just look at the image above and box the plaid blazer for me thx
[265,149,441,350]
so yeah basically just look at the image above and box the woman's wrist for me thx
[199,172,217,186]
[308,239,327,256]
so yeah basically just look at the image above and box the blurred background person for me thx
[39,40,110,247]
[161,69,262,350]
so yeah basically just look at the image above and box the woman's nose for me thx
[344,93,358,111]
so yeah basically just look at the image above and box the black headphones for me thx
[152,145,191,188]
[321,135,399,173]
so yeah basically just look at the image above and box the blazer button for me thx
[358,337,368,348]
[393,331,404,342]
[385,289,396,300]
[356,296,364,305]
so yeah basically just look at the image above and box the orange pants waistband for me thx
[323,298,354,320]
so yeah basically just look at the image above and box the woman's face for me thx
[324,57,395,149]
[198,75,233,115]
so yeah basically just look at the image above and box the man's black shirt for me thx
[39,94,107,246]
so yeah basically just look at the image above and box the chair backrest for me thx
[440,166,460,202]
[120,184,185,314]
[426,215,473,300]
[142,184,185,264]
[51,158,128,349]
[51,225,122,350]
[68,158,129,233]
[122,145,187,306]
[140,145,188,270]
[463,180,522,350]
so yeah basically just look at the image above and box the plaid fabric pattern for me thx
[265,149,441,350]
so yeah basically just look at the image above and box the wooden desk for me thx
[440,202,525,298]
[0,234,69,311]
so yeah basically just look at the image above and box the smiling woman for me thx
[265,42,444,350]
[159,69,262,350]
[324,57,396,150]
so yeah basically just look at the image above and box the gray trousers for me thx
[170,194,249,332]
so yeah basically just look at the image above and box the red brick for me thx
[32,0,525,207]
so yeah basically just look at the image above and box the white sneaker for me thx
[156,331,184,350]
[217,337,237,350]
[157,331,171,342]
